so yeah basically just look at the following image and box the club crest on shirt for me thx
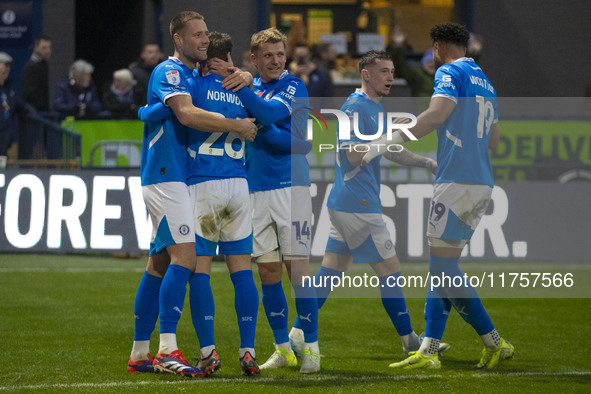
[179,224,190,235]
[166,70,181,85]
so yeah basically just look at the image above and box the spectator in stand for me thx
[467,32,484,64]
[102,68,144,119]
[53,59,102,120]
[287,20,307,61]
[21,35,52,112]
[387,26,436,97]
[0,52,35,169]
[289,44,332,97]
[129,43,163,106]
[315,42,337,74]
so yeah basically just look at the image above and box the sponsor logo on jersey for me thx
[179,224,190,235]
[437,74,456,89]
[166,70,181,85]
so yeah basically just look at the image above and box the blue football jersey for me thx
[327,89,383,214]
[245,71,310,191]
[185,72,249,185]
[432,57,498,187]
[140,57,193,186]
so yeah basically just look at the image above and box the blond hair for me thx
[250,28,287,54]
[169,11,204,38]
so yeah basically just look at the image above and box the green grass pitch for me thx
[0,254,590,393]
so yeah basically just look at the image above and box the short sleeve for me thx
[152,65,191,106]
[432,65,460,103]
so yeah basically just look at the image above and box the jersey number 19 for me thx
[476,95,494,139]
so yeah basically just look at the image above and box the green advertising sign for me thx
[62,119,143,167]
[309,120,591,181]
[64,118,591,181]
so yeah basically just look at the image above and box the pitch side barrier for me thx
[304,97,591,182]
[48,98,591,182]
[0,168,588,262]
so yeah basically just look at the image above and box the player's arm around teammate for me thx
[294,51,448,365]
[164,14,256,141]
[217,28,320,374]
[131,11,224,378]
[385,23,512,371]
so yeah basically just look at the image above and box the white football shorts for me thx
[426,182,493,242]
[325,209,396,264]
[189,178,252,256]
[251,185,312,258]
[142,181,194,256]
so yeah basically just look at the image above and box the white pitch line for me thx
[471,371,591,377]
[0,265,230,273]
[0,372,589,392]
[0,374,440,391]
[0,267,145,273]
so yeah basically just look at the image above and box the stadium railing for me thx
[16,113,81,168]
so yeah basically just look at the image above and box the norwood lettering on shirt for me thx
[206,90,244,107]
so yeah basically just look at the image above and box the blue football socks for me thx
[293,266,341,330]
[261,280,290,345]
[231,270,259,348]
[189,272,215,348]
[159,264,191,334]
[293,283,318,343]
[379,273,413,336]
[133,271,162,341]
[428,255,494,337]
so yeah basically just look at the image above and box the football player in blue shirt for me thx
[184,31,260,377]
[136,31,309,377]
[365,23,513,370]
[128,11,256,377]
[214,28,320,373]
[294,50,444,362]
